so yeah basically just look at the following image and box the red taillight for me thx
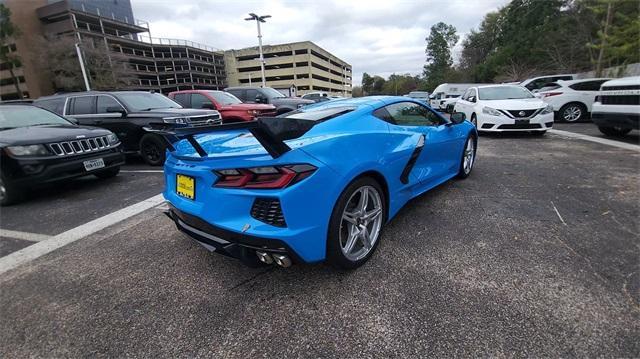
[214,164,316,189]
[542,92,563,98]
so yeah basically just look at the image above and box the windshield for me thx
[0,106,71,129]
[116,92,182,111]
[207,91,242,105]
[261,87,286,99]
[478,86,534,100]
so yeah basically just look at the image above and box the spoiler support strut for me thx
[144,120,292,159]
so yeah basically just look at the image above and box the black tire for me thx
[94,166,120,179]
[598,126,631,137]
[139,134,166,166]
[470,114,478,128]
[531,130,547,136]
[558,103,587,122]
[457,135,476,179]
[0,174,23,206]
[326,177,386,269]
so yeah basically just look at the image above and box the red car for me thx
[168,90,276,123]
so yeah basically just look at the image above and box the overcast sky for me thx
[131,0,509,85]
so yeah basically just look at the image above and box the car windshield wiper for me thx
[139,107,176,111]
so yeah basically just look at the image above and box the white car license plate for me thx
[83,158,105,171]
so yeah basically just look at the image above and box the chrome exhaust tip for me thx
[256,251,273,264]
[272,254,292,268]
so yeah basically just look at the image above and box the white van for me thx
[429,83,489,110]
[591,76,640,136]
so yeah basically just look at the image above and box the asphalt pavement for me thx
[0,129,638,357]
[553,122,640,145]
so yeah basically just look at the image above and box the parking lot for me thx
[0,127,638,357]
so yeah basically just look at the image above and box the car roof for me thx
[475,84,524,89]
[225,86,262,90]
[600,76,640,86]
[556,78,612,86]
[36,91,157,101]
[301,96,425,111]
[169,89,223,94]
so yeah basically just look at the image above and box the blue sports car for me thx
[155,96,477,269]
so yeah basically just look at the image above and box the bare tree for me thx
[37,35,135,92]
[0,4,23,99]
[494,59,539,83]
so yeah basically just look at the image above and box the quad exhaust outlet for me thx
[256,251,291,268]
[256,251,273,264]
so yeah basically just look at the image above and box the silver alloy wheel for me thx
[339,185,383,261]
[463,137,475,174]
[563,105,582,122]
[0,178,5,203]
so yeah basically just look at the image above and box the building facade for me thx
[1,0,226,99]
[1,1,352,100]
[224,41,352,97]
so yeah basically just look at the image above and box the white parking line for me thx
[120,170,164,173]
[0,194,165,276]
[0,229,51,242]
[549,129,640,152]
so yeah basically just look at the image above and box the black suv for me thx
[0,105,125,205]
[34,91,222,165]
[224,87,313,114]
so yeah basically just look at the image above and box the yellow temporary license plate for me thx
[176,174,195,200]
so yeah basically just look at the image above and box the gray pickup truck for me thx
[224,87,314,114]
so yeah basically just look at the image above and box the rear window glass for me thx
[279,106,355,121]
[70,96,95,115]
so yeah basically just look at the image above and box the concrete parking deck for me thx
[0,130,638,357]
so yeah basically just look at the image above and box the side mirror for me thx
[468,96,476,103]
[201,103,216,110]
[106,106,126,116]
[450,112,466,124]
[255,96,265,104]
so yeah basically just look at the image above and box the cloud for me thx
[131,0,509,85]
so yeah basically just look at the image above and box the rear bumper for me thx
[3,148,125,188]
[166,205,305,264]
[591,112,640,130]
[162,151,343,264]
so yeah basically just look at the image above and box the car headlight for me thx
[482,106,502,116]
[540,104,554,114]
[247,110,260,116]
[6,144,49,156]
[107,133,120,144]
[163,117,188,125]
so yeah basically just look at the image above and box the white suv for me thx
[591,76,640,136]
[539,78,611,122]
[453,85,554,134]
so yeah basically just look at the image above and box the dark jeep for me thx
[34,91,222,165]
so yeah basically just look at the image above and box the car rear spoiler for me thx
[144,117,316,159]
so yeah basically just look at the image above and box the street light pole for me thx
[75,43,91,91]
[245,13,271,88]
